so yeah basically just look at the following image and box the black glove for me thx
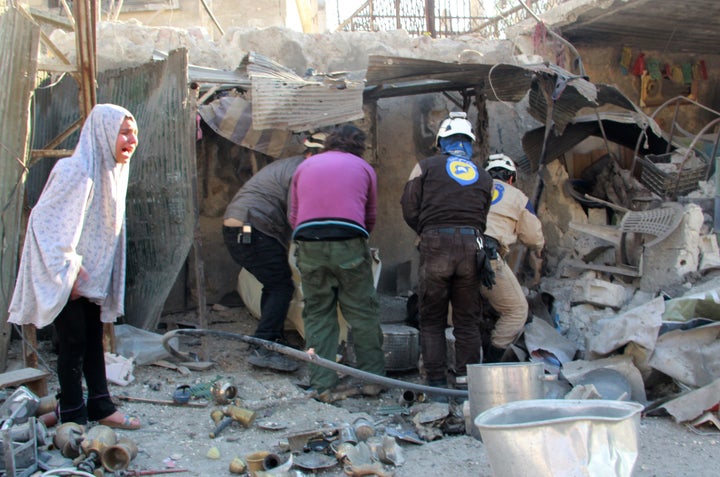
[476,249,496,289]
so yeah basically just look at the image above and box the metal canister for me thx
[352,417,375,441]
[210,382,237,404]
[338,424,357,444]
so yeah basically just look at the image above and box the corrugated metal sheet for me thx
[365,56,598,111]
[198,94,304,159]
[101,50,196,330]
[365,55,668,171]
[522,112,670,171]
[29,77,83,207]
[365,55,642,134]
[0,6,39,368]
[246,52,365,131]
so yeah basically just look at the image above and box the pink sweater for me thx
[289,150,377,233]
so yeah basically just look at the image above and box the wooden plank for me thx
[103,323,116,354]
[0,367,51,398]
[568,222,622,245]
[564,259,642,277]
[116,395,208,408]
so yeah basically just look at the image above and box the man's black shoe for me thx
[248,347,299,372]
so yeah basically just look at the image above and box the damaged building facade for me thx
[2,0,720,429]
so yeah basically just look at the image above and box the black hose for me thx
[161,328,469,398]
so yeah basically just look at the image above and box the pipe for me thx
[161,329,468,399]
[41,469,95,477]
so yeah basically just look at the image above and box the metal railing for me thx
[336,0,570,39]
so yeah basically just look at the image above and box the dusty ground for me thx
[6,295,720,477]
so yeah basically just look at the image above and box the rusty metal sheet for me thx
[246,52,364,131]
[97,50,196,330]
[198,94,304,158]
[28,77,82,207]
[0,6,39,369]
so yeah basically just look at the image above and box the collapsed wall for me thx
[44,21,515,73]
[38,20,720,324]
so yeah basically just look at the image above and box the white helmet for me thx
[486,153,517,173]
[436,111,476,146]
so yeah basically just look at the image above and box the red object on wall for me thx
[631,53,646,76]
[699,60,708,80]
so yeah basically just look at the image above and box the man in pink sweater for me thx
[289,125,385,398]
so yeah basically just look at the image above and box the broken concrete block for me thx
[699,233,720,271]
[538,160,590,274]
[563,303,616,356]
[571,278,628,309]
[587,206,608,225]
[640,203,703,293]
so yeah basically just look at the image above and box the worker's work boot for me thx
[426,378,449,403]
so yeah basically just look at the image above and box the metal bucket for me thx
[474,399,643,477]
[467,362,545,439]
[381,324,419,371]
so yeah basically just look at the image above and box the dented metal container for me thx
[475,399,643,477]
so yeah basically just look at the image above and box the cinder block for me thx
[571,278,627,309]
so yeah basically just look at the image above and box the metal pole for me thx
[426,0,436,38]
[73,0,97,119]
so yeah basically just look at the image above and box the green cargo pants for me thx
[295,237,385,392]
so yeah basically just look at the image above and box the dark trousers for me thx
[417,229,483,381]
[54,297,116,425]
[223,226,295,341]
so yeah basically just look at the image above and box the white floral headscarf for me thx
[8,104,134,328]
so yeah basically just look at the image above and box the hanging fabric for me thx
[631,53,646,76]
[646,58,662,80]
[619,47,632,75]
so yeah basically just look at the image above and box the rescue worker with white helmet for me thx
[481,153,545,363]
[401,112,495,400]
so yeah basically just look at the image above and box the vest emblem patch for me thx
[491,182,505,205]
[446,157,478,185]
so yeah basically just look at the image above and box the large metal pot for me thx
[467,362,546,439]
[474,399,643,477]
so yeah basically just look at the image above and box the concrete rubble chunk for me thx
[571,277,628,309]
